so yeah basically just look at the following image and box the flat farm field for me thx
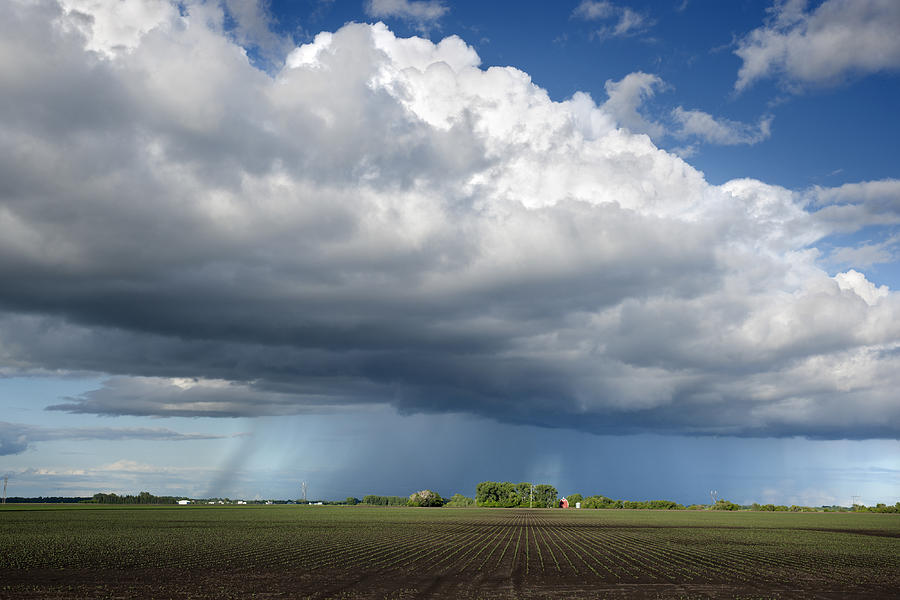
[1,505,898,599]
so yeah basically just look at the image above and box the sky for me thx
[1,0,899,507]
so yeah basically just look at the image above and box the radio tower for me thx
[2,475,7,504]
[301,481,308,502]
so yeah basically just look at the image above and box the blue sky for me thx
[1,0,899,506]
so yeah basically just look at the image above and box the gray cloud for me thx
[572,1,654,40]
[364,0,448,28]
[222,0,295,66]
[0,421,228,456]
[828,237,898,269]
[672,107,772,146]
[735,0,900,92]
[5,461,232,497]
[1,2,899,440]
[806,179,900,232]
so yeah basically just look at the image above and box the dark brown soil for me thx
[3,507,898,599]
[3,562,899,599]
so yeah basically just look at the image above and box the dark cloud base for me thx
[0,420,228,456]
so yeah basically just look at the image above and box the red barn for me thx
[559,497,569,508]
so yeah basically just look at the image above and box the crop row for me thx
[1,505,898,593]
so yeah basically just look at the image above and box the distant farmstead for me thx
[177,500,190,505]
[559,497,569,509]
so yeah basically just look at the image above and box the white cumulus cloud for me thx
[834,269,889,306]
[600,71,666,138]
[58,0,177,56]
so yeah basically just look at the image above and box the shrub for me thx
[444,493,476,507]
[408,490,444,507]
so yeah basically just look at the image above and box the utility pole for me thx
[2,475,7,504]
[851,495,861,510]
[709,490,718,505]
[301,481,308,502]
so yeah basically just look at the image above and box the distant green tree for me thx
[476,481,519,507]
[345,497,359,505]
[581,495,615,509]
[533,484,558,508]
[477,481,561,507]
[646,499,684,510]
[516,482,533,506]
[361,495,407,506]
[711,499,740,511]
[566,493,583,506]
[475,481,497,506]
[500,482,519,506]
[445,493,476,507]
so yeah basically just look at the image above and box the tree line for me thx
[568,494,686,510]
[472,484,689,510]
[65,490,900,512]
[852,502,900,513]
[4,496,90,504]
[86,492,182,504]
[475,481,559,507]
[749,502,900,513]
[361,495,409,506]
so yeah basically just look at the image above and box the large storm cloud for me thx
[2,0,899,439]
